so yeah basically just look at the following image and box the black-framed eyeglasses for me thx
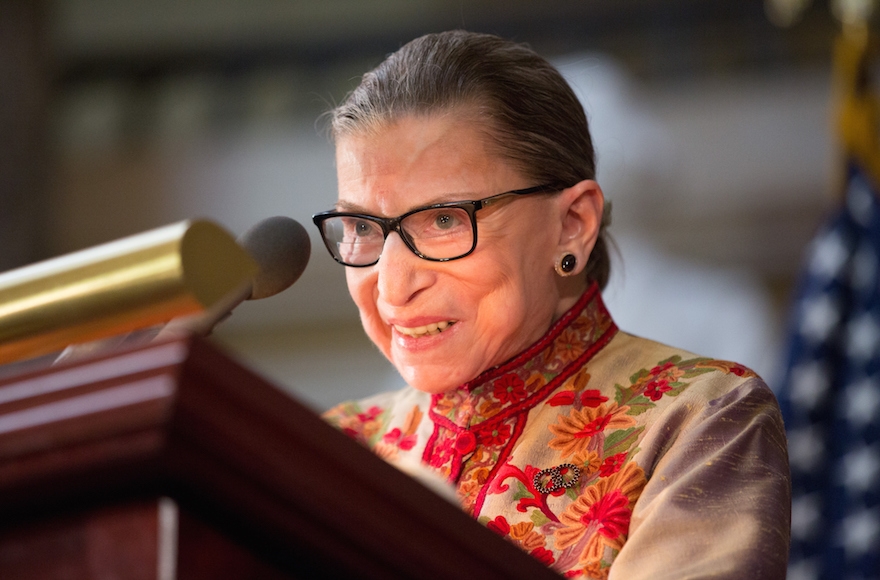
[312,184,561,267]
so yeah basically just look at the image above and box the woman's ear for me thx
[556,179,605,272]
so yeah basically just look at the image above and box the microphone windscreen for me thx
[238,216,311,300]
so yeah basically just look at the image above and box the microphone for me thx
[163,216,311,336]
[239,216,311,300]
[51,217,311,363]
[0,219,259,365]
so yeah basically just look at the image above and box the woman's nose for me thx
[376,232,433,306]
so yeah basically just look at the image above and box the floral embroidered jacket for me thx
[323,284,791,579]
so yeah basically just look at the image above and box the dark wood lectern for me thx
[0,336,560,579]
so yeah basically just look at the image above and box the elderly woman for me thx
[314,30,790,579]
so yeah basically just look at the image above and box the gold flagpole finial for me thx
[832,0,876,33]
[831,0,880,188]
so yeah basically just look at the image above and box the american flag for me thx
[778,161,880,580]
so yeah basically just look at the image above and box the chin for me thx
[405,377,456,395]
[400,368,460,395]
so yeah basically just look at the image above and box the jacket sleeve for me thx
[609,378,791,579]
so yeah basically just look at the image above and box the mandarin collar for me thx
[430,283,617,429]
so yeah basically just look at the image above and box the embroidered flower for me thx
[333,404,386,442]
[356,405,383,422]
[433,396,458,418]
[428,435,455,469]
[530,546,556,566]
[478,398,504,418]
[372,441,399,461]
[458,478,483,513]
[433,390,472,421]
[696,359,758,378]
[598,453,627,477]
[580,389,608,408]
[549,391,577,407]
[627,360,690,402]
[644,378,673,401]
[581,561,609,580]
[486,516,556,566]
[493,373,528,404]
[549,328,587,365]
[586,489,631,538]
[470,466,491,485]
[458,465,491,513]
[382,427,417,451]
[548,403,636,459]
[375,405,422,456]
[487,515,510,536]
[478,421,512,447]
[555,462,647,566]
[547,387,608,409]
[573,450,603,478]
[510,521,545,551]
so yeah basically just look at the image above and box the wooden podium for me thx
[0,336,560,579]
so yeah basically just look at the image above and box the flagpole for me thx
[833,0,879,190]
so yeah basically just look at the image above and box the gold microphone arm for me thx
[0,220,258,366]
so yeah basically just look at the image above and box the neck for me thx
[554,276,589,322]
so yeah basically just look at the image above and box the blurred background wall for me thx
[1,0,861,410]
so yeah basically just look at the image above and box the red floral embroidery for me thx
[489,462,560,522]
[549,403,636,459]
[644,379,672,401]
[382,427,417,451]
[556,462,647,566]
[478,422,512,446]
[642,362,679,401]
[356,406,383,422]
[549,391,576,406]
[487,515,510,536]
[486,514,557,567]
[325,402,388,446]
[381,428,400,444]
[651,361,675,375]
[582,489,632,539]
[638,361,688,402]
[428,436,455,468]
[573,414,613,439]
[493,374,528,404]
[580,390,608,408]
[599,453,627,477]
[694,359,758,379]
[530,546,556,566]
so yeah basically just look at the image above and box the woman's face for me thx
[335,114,571,394]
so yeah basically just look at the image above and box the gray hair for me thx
[330,30,611,288]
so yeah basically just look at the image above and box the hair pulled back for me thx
[330,30,611,288]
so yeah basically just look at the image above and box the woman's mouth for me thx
[393,321,456,338]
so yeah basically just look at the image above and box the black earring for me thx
[556,254,577,276]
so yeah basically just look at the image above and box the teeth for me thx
[395,320,454,337]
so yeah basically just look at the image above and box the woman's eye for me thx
[434,213,457,230]
[355,220,373,236]
[403,207,468,239]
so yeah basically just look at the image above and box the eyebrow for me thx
[335,192,479,215]
[334,200,371,213]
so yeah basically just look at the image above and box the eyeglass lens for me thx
[321,206,475,265]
